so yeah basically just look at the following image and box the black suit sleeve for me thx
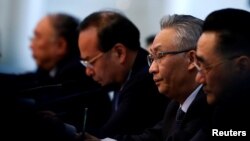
[115,120,164,141]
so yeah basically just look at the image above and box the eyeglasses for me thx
[194,55,238,74]
[80,53,103,68]
[147,49,192,66]
[193,60,226,74]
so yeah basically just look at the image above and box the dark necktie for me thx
[175,107,185,130]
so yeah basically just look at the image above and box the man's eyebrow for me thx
[34,30,40,37]
[149,45,161,53]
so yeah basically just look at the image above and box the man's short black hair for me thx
[79,10,141,52]
[203,8,250,57]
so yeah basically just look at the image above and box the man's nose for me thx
[195,71,205,84]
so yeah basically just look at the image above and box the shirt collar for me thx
[49,67,57,78]
[180,84,202,113]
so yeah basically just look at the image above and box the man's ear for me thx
[55,37,67,56]
[186,50,196,70]
[234,56,250,74]
[113,43,126,64]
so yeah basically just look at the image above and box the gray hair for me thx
[160,14,203,51]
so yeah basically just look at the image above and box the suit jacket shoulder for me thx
[163,89,213,141]
[99,48,169,138]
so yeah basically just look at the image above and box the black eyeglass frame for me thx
[147,48,193,66]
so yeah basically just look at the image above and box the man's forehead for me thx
[196,32,220,62]
[150,29,177,52]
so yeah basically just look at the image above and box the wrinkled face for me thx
[149,28,190,99]
[78,27,118,86]
[30,17,59,70]
[195,32,235,104]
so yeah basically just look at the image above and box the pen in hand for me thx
[83,107,88,134]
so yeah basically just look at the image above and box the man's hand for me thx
[84,132,101,141]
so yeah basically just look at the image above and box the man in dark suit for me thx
[84,14,213,141]
[195,8,250,140]
[78,10,168,138]
[0,13,111,140]
[118,14,212,141]
[16,13,111,131]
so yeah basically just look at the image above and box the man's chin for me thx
[157,86,167,95]
[206,94,216,105]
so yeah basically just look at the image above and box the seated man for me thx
[195,8,250,140]
[84,14,213,141]
[78,10,168,138]
[1,13,111,140]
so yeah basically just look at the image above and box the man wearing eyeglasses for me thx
[134,14,212,141]
[195,8,250,139]
[78,10,168,139]
[1,13,113,141]
[83,14,214,141]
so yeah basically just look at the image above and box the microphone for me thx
[18,80,82,96]
[79,107,88,140]
[20,83,63,93]
[17,80,104,105]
